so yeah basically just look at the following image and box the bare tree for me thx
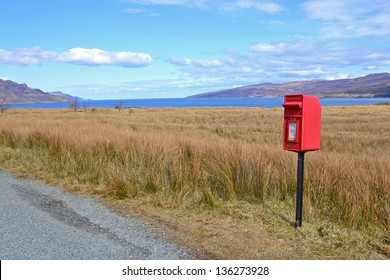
[115,100,124,112]
[68,97,80,112]
[0,97,9,113]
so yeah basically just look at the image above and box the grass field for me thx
[0,105,389,259]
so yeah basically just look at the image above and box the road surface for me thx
[0,171,192,260]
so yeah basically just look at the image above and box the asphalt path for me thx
[0,171,192,260]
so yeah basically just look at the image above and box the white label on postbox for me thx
[289,122,297,141]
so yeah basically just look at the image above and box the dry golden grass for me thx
[0,105,389,259]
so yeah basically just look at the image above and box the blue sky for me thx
[1,0,390,99]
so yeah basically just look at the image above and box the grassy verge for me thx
[0,106,389,259]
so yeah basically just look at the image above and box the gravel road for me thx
[0,171,193,260]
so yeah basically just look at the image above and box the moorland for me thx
[0,106,389,259]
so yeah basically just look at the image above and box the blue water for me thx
[9,97,390,109]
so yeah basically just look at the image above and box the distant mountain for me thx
[0,79,75,104]
[189,73,390,98]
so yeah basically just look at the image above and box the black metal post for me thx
[295,152,305,228]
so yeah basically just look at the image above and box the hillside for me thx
[0,79,74,103]
[189,73,390,98]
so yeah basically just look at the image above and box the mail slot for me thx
[283,94,321,152]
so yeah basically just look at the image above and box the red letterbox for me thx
[283,94,321,152]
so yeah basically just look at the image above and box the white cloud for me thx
[124,0,206,7]
[125,0,283,13]
[168,38,390,87]
[122,8,145,13]
[0,47,56,66]
[363,65,377,70]
[0,47,153,67]
[169,57,193,66]
[302,0,390,38]
[57,48,153,67]
[278,66,329,77]
[228,0,283,13]
[194,59,222,67]
[250,43,282,53]
[323,73,351,80]
[249,42,315,54]
[169,57,222,67]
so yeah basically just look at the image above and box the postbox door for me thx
[288,120,298,142]
[284,117,301,150]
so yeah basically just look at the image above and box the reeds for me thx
[0,106,389,232]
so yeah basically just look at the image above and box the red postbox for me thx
[283,94,321,227]
[283,94,321,152]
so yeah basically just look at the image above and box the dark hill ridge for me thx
[0,79,73,103]
[189,73,390,98]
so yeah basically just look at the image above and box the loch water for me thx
[9,97,390,109]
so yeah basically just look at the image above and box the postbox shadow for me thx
[262,204,296,228]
